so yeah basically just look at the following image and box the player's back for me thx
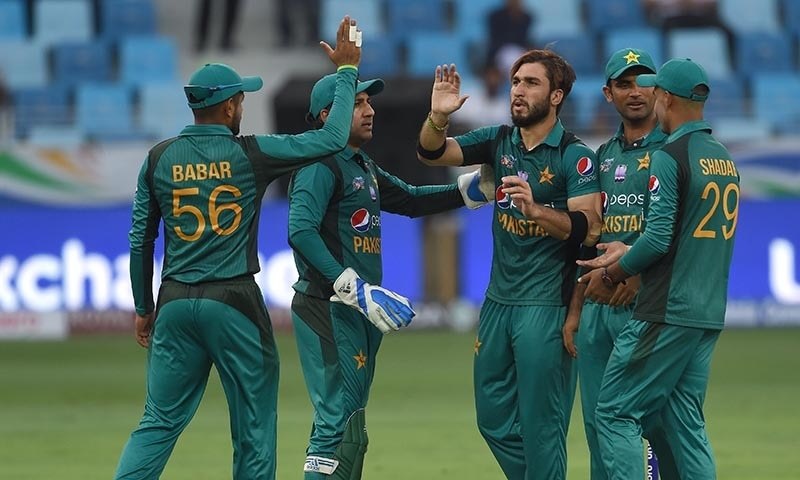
[145,128,264,284]
[637,125,738,329]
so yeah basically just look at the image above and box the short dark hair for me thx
[510,49,576,114]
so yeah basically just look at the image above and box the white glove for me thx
[457,164,496,209]
[330,268,416,333]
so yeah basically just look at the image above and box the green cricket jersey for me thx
[288,146,464,299]
[596,124,668,245]
[456,120,600,306]
[620,120,739,330]
[128,68,359,315]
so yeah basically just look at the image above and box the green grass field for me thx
[1,328,798,479]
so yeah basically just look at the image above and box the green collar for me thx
[666,120,712,143]
[511,119,565,150]
[179,124,234,136]
[611,122,668,147]
[334,145,365,163]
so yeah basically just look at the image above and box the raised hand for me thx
[430,64,469,116]
[320,16,361,68]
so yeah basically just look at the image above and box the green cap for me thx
[636,58,710,102]
[604,48,657,81]
[307,73,385,121]
[184,63,263,109]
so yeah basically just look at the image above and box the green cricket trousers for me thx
[115,276,279,480]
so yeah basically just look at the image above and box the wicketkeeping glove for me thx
[457,164,496,209]
[330,267,416,333]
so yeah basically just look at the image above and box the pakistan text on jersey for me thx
[172,161,232,182]
[353,236,381,254]
[602,214,643,234]
[699,158,737,177]
[497,212,548,237]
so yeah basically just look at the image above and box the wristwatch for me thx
[601,267,626,288]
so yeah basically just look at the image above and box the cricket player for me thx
[417,49,602,479]
[115,17,361,480]
[563,48,678,480]
[289,72,493,480]
[578,58,738,480]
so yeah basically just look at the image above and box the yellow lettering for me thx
[172,165,184,182]
[210,162,221,179]
[353,237,363,252]
[184,164,196,181]
[220,161,232,179]
[700,159,709,175]
[196,163,207,180]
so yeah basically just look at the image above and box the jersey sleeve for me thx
[288,163,345,283]
[619,150,678,275]
[251,67,358,176]
[128,157,160,315]
[375,165,463,217]
[563,142,600,198]
[454,125,500,167]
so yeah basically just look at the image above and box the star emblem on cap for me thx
[353,350,367,369]
[624,50,641,65]
[539,166,555,185]
[637,152,651,171]
[474,337,482,356]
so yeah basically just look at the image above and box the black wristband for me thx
[417,140,446,160]
[567,211,589,244]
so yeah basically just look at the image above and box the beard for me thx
[511,96,551,128]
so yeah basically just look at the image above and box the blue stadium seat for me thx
[703,77,746,121]
[720,0,779,33]
[751,73,800,130]
[586,0,646,31]
[100,0,157,41]
[560,75,605,132]
[34,0,92,46]
[119,35,178,87]
[386,0,445,43]
[603,27,664,69]
[27,125,85,148]
[783,0,800,35]
[358,36,401,78]
[138,83,193,140]
[0,40,47,89]
[667,28,732,77]
[713,117,773,143]
[406,33,470,80]
[453,0,503,45]
[524,0,581,37]
[538,34,599,75]
[52,41,113,88]
[76,84,135,140]
[0,0,26,40]
[319,0,383,44]
[13,86,72,138]
[735,32,793,76]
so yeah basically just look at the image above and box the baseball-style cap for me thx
[184,63,263,109]
[604,48,657,81]
[636,58,710,102]
[307,73,385,121]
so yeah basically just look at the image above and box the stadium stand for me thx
[4,0,800,142]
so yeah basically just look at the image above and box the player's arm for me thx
[252,66,357,177]
[606,151,679,283]
[128,156,160,317]
[288,164,346,282]
[417,64,470,167]
[500,186,602,246]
